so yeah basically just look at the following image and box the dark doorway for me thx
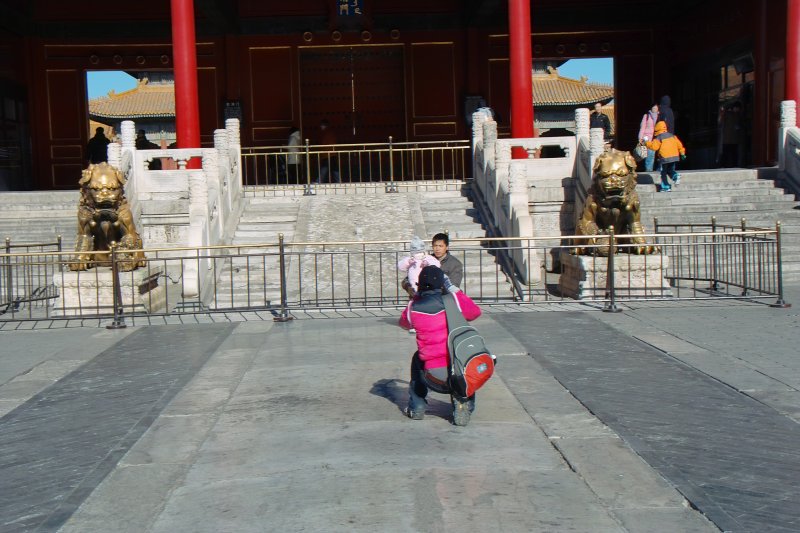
[299,45,406,144]
[0,81,31,191]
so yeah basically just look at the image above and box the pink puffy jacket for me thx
[399,290,481,370]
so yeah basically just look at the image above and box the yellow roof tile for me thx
[532,67,613,106]
[88,79,175,119]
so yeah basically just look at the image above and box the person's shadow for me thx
[370,378,453,419]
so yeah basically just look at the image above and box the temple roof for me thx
[85,68,612,121]
[532,67,614,106]
[88,78,175,119]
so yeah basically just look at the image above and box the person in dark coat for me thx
[135,130,162,170]
[658,95,676,133]
[589,102,612,141]
[86,127,110,164]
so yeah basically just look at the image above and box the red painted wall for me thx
[26,39,223,189]
[11,0,791,189]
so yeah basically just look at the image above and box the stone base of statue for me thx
[558,251,673,300]
[51,265,167,317]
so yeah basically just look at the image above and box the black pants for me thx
[408,352,474,411]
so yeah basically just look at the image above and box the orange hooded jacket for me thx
[645,121,686,163]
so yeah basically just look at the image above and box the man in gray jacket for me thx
[431,232,463,288]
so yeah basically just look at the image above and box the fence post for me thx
[107,245,127,329]
[386,136,398,193]
[710,216,719,292]
[771,221,792,308]
[740,217,748,296]
[603,226,622,313]
[303,139,315,196]
[4,237,12,306]
[274,233,293,322]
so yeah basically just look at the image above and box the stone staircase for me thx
[0,191,78,248]
[5,166,797,313]
[208,188,518,309]
[419,189,518,301]
[210,196,302,309]
[635,169,800,280]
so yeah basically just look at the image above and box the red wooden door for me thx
[299,45,405,144]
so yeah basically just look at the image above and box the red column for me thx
[788,0,800,125]
[171,0,201,154]
[509,0,534,158]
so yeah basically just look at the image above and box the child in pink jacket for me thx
[397,236,440,296]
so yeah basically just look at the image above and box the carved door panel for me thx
[300,45,405,144]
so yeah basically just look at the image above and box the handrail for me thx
[0,223,789,322]
[0,228,779,259]
[242,139,470,151]
[240,138,470,188]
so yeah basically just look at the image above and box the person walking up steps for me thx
[645,120,686,192]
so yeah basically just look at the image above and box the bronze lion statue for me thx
[69,162,146,271]
[574,149,656,255]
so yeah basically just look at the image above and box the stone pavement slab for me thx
[1,304,762,532]
[0,324,235,532]
[495,311,800,533]
[54,316,691,533]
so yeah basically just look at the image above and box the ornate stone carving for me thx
[781,100,797,128]
[574,149,656,255]
[121,120,136,149]
[225,118,240,146]
[589,128,605,157]
[575,108,590,137]
[69,162,146,271]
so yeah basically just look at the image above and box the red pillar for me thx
[788,0,800,125]
[509,0,534,158]
[171,0,201,153]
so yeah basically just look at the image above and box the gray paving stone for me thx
[0,379,54,400]
[0,324,235,532]
[150,467,625,533]
[612,507,719,533]
[6,291,799,533]
[57,464,191,533]
[495,312,800,533]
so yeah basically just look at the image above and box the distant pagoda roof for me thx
[533,67,614,107]
[88,78,175,119]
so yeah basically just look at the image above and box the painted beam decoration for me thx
[331,0,370,30]
[338,0,363,16]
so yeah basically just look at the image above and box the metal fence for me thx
[0,224,790,322]
[1,237,62,315]
[241,139,470,190]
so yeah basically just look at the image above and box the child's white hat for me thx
[409,236,425,252]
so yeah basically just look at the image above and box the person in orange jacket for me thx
[644,120,686,192]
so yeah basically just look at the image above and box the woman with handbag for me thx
[638,103,659,171]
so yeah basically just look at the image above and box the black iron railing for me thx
[0,224,791,322]
[241,139,471,192]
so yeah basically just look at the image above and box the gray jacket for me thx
[438,252,463,287]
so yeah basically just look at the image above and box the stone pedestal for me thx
[559,251,672,300]
[52,265,167,316]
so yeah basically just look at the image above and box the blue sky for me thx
[86,71,138,99]
[85,57,614,99]
[558,58,614,85]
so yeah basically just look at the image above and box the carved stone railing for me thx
[114,119,245,298]
[470,108,600,284]
[779,100,800,195]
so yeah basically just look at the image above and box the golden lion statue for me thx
[574,149,656,255]
[69,162,146,271]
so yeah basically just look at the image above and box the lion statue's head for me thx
[79,162,127,209]
[591,149,638,207]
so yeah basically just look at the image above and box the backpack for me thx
[443,293,495,399]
